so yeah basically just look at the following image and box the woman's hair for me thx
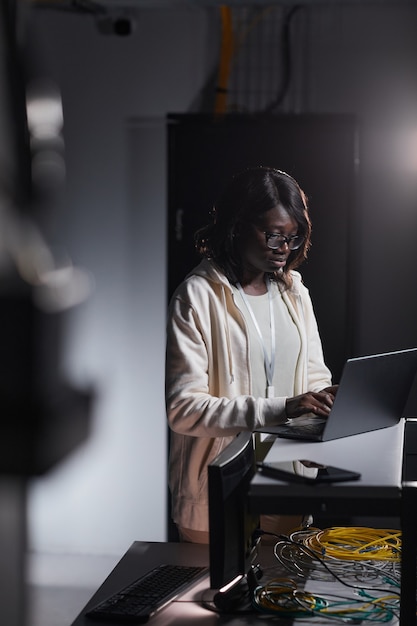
[195,166,312,287]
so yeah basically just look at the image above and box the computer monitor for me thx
[208,431,260,589]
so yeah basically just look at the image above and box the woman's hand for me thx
[285,387,337,419]
[321,385,339,398]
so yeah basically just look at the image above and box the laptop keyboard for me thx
[85,563,208,623]
[282,417,326,436]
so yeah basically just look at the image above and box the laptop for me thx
[256,347,417,442]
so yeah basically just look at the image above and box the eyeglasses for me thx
[263,232,305,250]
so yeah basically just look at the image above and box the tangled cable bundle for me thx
[251,527,401,621]
[251,578,399,622]
[272,527,401,585]
[298,527,401,562]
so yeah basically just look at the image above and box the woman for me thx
[166,166,337,543]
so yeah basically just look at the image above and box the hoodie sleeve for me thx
[165,286,288,438]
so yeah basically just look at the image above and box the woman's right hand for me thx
[285,390,334,418]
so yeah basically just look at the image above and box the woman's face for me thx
[237,204,299,277]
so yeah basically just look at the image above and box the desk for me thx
[70,423,411,626]
[71,541,400,626]
[70,541,400,626]
[71,542,210,626]
[70,541,287,626]
[248,420,415,625]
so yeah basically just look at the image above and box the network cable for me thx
[251,527,401,622]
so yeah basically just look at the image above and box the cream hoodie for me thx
[166,258,331,532]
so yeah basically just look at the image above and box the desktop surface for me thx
[249,423,405,529]
[71,541,285,626]
[252,421,404,505]
[70,542,209,626]
[71,539,400,626]
[257,420,404,482]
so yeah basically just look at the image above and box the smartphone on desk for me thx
[256,459,361,484]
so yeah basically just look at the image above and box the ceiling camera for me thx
[113,17,133,36]
[96,14,135,37]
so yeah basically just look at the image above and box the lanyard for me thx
[237,278,276,398]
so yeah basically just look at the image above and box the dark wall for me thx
[168,113,357,383]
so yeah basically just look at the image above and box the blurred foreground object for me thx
[0,0,93,476]
[0,2,93,624]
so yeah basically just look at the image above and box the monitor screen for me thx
[208,431,260,589]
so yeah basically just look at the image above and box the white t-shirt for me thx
[233,281,300,399]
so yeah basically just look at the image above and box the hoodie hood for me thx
[188,257,303,296]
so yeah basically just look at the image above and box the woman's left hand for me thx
[321,385,338,399]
